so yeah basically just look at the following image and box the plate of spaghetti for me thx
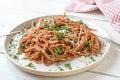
[5,14,111,76]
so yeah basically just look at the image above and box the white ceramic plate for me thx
[4,15,111,76]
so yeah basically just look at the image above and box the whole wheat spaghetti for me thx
[18,15,103,66]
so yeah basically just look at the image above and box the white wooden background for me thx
[0,0,120,80]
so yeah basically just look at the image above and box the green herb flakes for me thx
[55,47,63,56]
[12,54,18,59]
[65,29,71,34]
[20,45,25,52]
[84,41,90,47]
[78,20,83,24]
[95,54,98,57]
[49,25,59,31]
[58,67,64,71]
[56,32,65,39]
[9,39,13,44]
[44,21,50,30]
[61,26,71,33]
[64,63,72,70]
[18,32,21,34]
[25,62,36,69]
[91,57,96,62]
[9,39,18,49]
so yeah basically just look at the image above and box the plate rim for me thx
[4,15,111,76]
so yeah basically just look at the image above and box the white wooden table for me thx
[0,0,120,80]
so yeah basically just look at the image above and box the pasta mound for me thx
[18,15,103,66]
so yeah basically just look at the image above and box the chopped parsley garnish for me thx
[33,22,37,27]
[65,29,71,34]
[58,67,64,71]
[55,47,63,56]
[9,39,18,49]
[20,45,25,52]
[10,39,13,44]
[91,57,96,62]
[12,54,18,59]
[18,32,21,34]
[25,62,36,69]
[61,26,71,33]
[44,21,50,30]
[95,54,98,57]
[78,20,83,24]
[43,22,72,34]
[49,25,59,31]
[84,41,90,47]
[61,26,67,29]
[56,32,65,39]
[64,64,72,70]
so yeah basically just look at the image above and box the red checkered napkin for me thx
[66,0,120,33]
